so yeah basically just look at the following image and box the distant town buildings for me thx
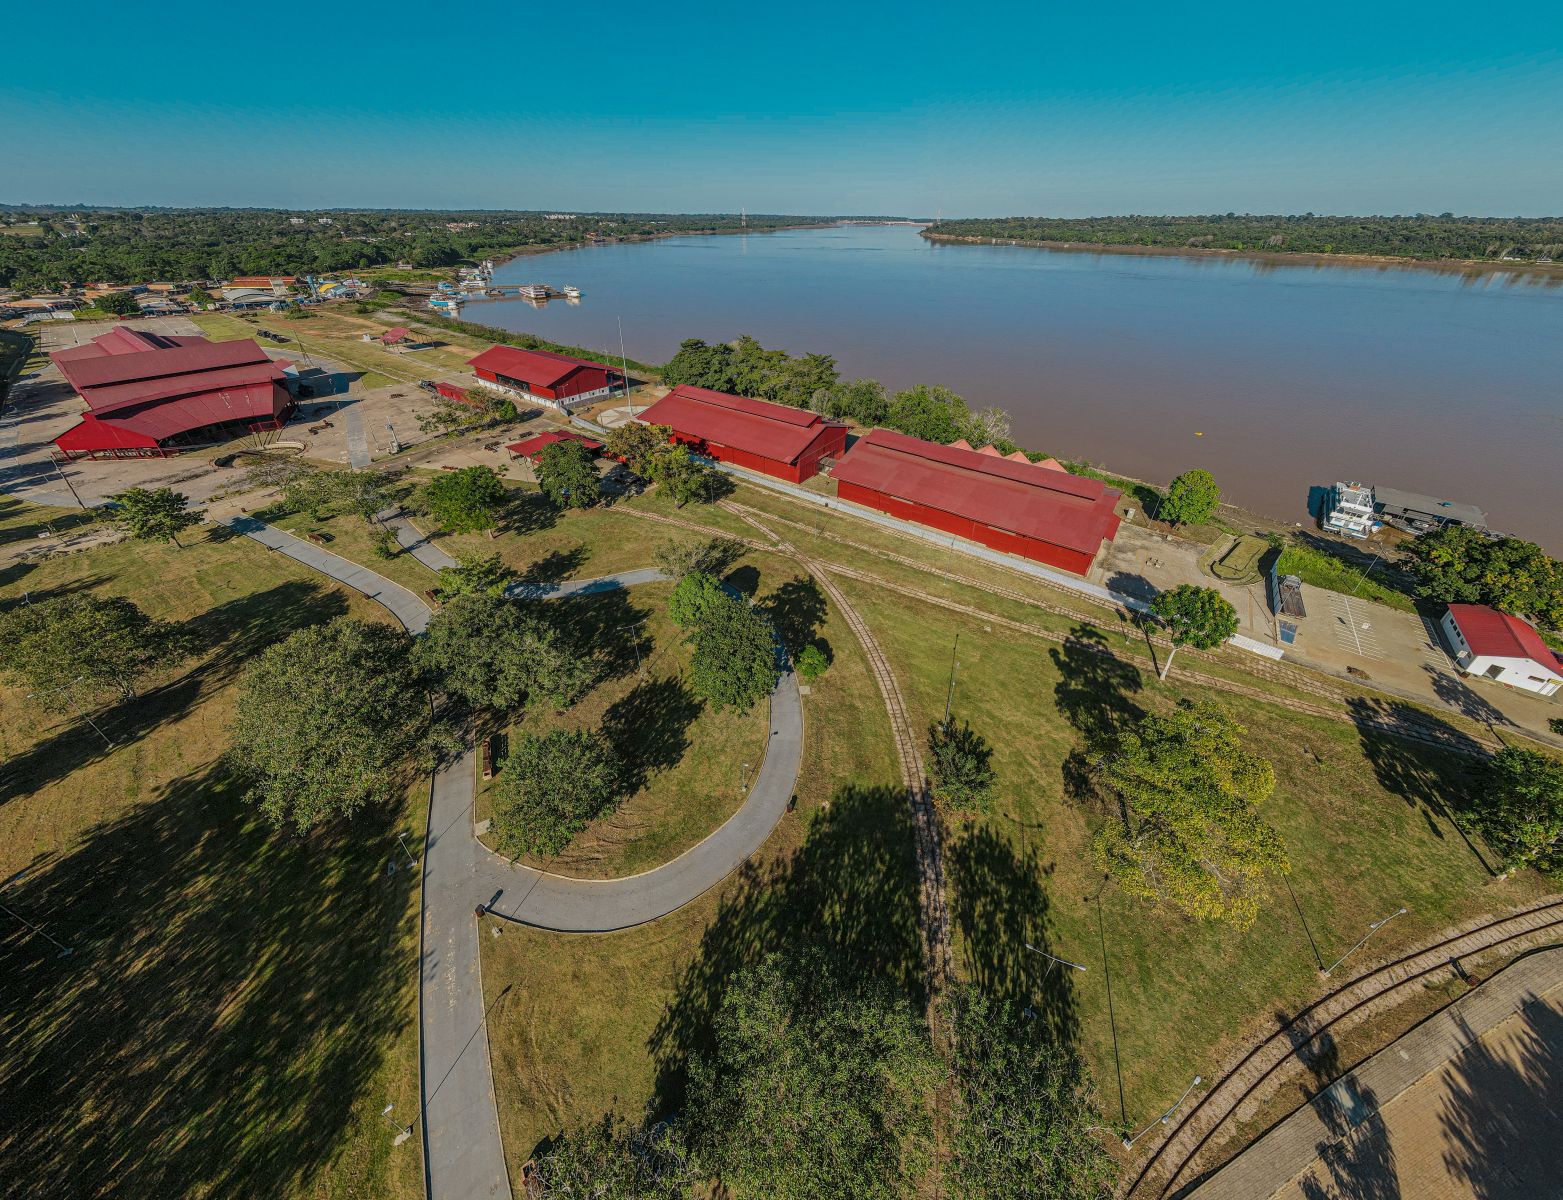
[635,385,848,483]
[1441,604,1563,697]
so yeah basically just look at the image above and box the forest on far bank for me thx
[924,213,1563,262]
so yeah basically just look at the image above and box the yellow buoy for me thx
[1195,431,1204,437]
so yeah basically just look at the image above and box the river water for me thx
[475,224,1563,548]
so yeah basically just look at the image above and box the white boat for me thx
[562,285,581,298]
[516,284,550,300]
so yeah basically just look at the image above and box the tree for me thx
[604,421,672,474]
[660,337,737,391]
[420,465,508,533]
[491,728,622,856]
[228,618,427,830]
[645,443,714,507]
[1407,526,1563,627]
[186,285,215,309]
[1159,468,1222,527]
[277,466,386,524]
[1091,701,1288,926]
[1148,584,1239,680]
[96,290,140,316]
[0,594,184,711]
[886,383,970,443]
[688,591,779,711]
[796,642,830,681]
[667,570,727,628]
[526,1113,694,1200]
[535,441,602,509]
[1551,718,1563,738]
[946,985,1116,1200]
[686,950,937,1200]
[927,719,997,811]
[417,593,586,712]
[1480,747,1563,875]
[107,486,201,547]
[433,551,516,601]
[653,535,744,582]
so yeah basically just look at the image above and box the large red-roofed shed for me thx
[829,428,1121,575]
[633,385,848,483]
[467,345,621,409]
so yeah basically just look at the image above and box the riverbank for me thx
[487,219,849,269]
[920,230,1563,281]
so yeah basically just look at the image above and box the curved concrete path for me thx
[220,514,802,1200]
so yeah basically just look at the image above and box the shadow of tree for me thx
[1423,666,1513,731]
[1296,1072,1400,1200]
[543,588,650,692]
[1439,991,1563,1199]
[0,566,111,606]
[1104,570,1158,604]
[722,563,760,599]
[648,784,923,1114]
[1050,624,1144,750]
[517,546,588,589]
[0,762,416,1199]
[601,675,704,793]
[756,575,827,655]
[947,822,1079,1047]
[505,490,559,536]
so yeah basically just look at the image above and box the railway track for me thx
[1124,896,1563,1199]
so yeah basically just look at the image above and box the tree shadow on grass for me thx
[601,675,704,793]
[1050,624,1144,802]
[1423,665,1513,732]
[505,490,559,536]
[0,761,416,1199]
[542,588,650,691]
[0,564,111,606]
[947,822,1079,1048]
[756,574,827,655]
[648,783,923,1115]
[517,546,588,590]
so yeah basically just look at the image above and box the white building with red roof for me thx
[466,345,622,410]
[1440,603,1563,697]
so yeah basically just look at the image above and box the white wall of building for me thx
[474,376,613,411]
[1440,611,1562,696]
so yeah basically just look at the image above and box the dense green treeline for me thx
[0,208,856,291]
[925,214,1563,262]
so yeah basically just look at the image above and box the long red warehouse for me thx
[633,384,848,483]
[829,427,1121,575]
[466,345,622,410]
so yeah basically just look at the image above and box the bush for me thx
[796,643,830,681]
[927,719,997,811]
[491,728,622,856]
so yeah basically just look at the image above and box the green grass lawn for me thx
[0,517,425,1200]
[841,576,1552,1127]
[1277,539,1417,612]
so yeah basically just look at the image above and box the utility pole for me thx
[943,632,961,723]
[0,901,73,958]
[617,316,634,414]
[48,453,86,510]
[1322,907,1407,978]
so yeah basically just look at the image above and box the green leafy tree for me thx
[1550,717,1563,737]
[927,719,997,811]
[653,535,744,582]
[686,950,937,1200]
[646,443,714,507]
[417,593,586,712]
[659,337,737,391]
[796,642,830,681]
[1407,526,1563,627]
[228,618,427,830]
[433,551,516,601]
[276,466,386,524]
[946,985,1116,1200]
[420,465,508,533]
[526,1113,694,1199]
[107,486,201,547]
[1480,747,1563,875]
[535,441,602,509]
[1149,584,1239,679]
[667,570,727,628]
[886,383,970,443]
[491,728,622,856]
[0,594,184,711]
[604,421,672,473]
[1091,701,1288,926]
[95,289,140,316]
[1159,468,1222,527]
[186,285,215,309]
[688,591,779,711]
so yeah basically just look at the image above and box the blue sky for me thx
[5,1,1560,215]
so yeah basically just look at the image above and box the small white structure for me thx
[1323,481,1377,539]
[1441,604,1563,697]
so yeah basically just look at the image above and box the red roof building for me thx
[1440,604,1563,696]
[51,326,291,459]
[830,428,1121,575]
[467,346,622,410]
[381,326,410,345]
[505,430,605,460]
[633,385,848,483]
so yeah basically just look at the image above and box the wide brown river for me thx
[476,224,1563,548]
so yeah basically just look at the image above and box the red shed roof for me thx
[381,326,410,342]
[831,428,1121,558]
[467,345,616,388]
[1446,604,1563,676]
[506,430,604,458]
[634,385,841,465]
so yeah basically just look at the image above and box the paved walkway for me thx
[342,401,372,469]
[1186,946,1563,1200]
[220,515,802,1200]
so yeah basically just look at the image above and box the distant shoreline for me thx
[920,231,1563,281]
[491,220,846,268]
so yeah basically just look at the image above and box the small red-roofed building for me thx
[632,385,848,483]
[1440,604,1563,696]
[380,326,411,346]
[505,430,604,461]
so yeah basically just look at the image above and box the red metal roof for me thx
[634,385,840,465]
[506,430,605,458]
[381,326,410,342]
[54,383,282,450]
[55,333,276,393]
[1446,604,1563,676]
[435,381,470,401]
[467,345,615,388]
[830,428,1121,557]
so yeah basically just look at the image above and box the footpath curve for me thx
[221,515,803,1200]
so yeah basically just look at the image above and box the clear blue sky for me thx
[6,1,1560,215]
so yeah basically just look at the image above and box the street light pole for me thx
[943,632,961,723]
[1024,941,1089,976]
[0,901,73,958]
[1122,1075,1202,1150]
[1322,907,1407,978]
[380,1103,413,1146]
[397,833,418,867]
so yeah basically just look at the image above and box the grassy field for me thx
[1277,538,1418,612]
[0,508,425,1200]
[841,575,1551,1129]
[478,563,903,1177]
